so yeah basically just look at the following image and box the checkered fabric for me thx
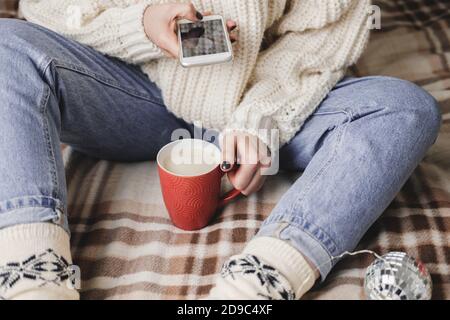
[0,0,18,18]
[1,0,449,299]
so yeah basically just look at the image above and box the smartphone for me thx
[177,15,233,68]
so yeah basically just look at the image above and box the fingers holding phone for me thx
[226,20,238,43]
[143,3,200,58]
[177,15,234,67]
[143,3,237,61]
[204,11,238,43]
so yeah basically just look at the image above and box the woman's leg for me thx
[210,76,441,299]
[0,19,190,299]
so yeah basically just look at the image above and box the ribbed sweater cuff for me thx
[225,112,278,152]
[244,237,316,298]
[118,3,164,63]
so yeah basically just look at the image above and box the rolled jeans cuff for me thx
[0,196,69,234]
[257,217,335,281]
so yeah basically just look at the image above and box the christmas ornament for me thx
[364,251,432,300]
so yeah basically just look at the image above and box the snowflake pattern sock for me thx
[207,237,317,300]
[0,223,79,300]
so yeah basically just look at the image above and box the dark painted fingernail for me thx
[221,161,231,171]
[230,25,237,31]
[196,11,203,20]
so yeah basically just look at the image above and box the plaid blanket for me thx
[1,0,449,300]
[0,0,17,18]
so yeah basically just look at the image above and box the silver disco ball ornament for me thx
[364,251,432,300]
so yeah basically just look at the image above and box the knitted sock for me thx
[208,237,317,300]
[0,223,79,300]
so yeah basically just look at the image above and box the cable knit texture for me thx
[0,223,79,300]
[20,0,371,149]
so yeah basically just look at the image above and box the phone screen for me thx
[179,19,229,57]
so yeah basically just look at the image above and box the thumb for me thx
[163,28,180,58]
[168,3,202,57]
[221,134,236,172]
[175,3,203,21]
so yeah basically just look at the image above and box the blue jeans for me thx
[0,20,441,280]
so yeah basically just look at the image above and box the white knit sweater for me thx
[20,0,371,149]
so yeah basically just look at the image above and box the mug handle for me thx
[219,188,241,207]
[218,169,242,207]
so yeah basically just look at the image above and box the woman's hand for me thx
[221,132,271,196]
[143,3,237,58]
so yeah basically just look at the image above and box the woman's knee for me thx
[0,20,59,121]
[0,19,58,67]
[0,18,50,38]
[366,76,442,145]
[0,19,39,44]
[0,20,46,70]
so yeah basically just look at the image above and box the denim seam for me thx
[280,109,353,256]
[37,53,55,78]
[312,110,350,117]
[0,196,60,215]
[53,61,165,106]
[263,213,338,257]
[290,109,351,207]
[39,61,61,204]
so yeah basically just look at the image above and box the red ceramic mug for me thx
[157,139,241,231]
